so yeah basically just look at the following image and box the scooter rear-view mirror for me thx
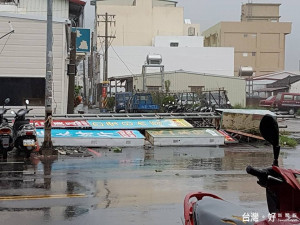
[259,114,280,166]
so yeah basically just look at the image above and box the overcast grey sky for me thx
[85,0,300,71]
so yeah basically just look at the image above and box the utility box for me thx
[67,64,76,75]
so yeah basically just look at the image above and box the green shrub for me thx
[279,135,297,148]
[296,109,300,116]
[106,97,115,110]
[162,95,176,105]
[233,104,265,110]
[233,103,243,109]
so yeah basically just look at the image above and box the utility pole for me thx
[104,13,108,82]
[90,32,94,105]
[40,0,54,155]
[97,13,115,111]
[67,31,77,113]
[83,57,87,105]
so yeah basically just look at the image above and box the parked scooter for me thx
[11,100,37,157]
[167,101,177,113]
[0,98,14,159]
[184,114,300,225]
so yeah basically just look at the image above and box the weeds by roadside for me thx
[279,135,298,148]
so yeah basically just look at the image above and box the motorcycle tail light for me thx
[26,131,33,135]
[0,128,12,134]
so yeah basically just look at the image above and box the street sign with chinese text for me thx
[36,129,144,139]
[87,119,193,129]
[31,120,91,128]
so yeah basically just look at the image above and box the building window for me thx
[188,27,195,36]
[252,52,256,56]
[189,86,204,93]
[170,42,179,47]
[244,34,248,38]
[0,78,45,106]
[147,86,160,92]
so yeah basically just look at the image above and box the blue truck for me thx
[115,92,132,113]
[125,93,159,113]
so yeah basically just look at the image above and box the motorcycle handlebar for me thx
[246,165,267,178]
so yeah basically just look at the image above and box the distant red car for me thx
[259,95,276,107]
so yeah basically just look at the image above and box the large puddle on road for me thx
[0,144,298,225]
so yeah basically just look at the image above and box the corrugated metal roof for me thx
[252,71,300,80]
[0,12,66,23]
[267,75,300,88]
[109,70,243,80]
[254,87,287,92]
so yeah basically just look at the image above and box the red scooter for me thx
[184,114,300,225]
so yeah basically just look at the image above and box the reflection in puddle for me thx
[0,145,297,224]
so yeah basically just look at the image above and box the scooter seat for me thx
[193,197,255,225]
[16,109,27,117]
[14,120,30,131]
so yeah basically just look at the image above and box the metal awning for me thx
[254,87,287,92]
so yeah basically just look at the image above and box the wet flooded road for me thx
[0,144,299,225]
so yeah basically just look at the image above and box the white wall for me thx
[106,46,234,78]
[96,0,200,47]
[153,36,203,47]
[130,72,246,106]
[290,81,300,93]
[0,15,68,115]
[0,0,69,19]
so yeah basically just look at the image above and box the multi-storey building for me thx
[202,3,291,76]
[96,0,200,47]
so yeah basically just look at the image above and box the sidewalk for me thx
[278,117,300,133]
[74,103,100,114]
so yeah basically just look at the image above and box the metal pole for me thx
[161,66,164,92]
[67,32,76,114]
[104,12,108,82]
[41,0,54,152]
[83,57,87,105]
[91,32,94,105]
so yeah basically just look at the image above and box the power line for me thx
[111,45,135,76]
[0,33,12,55]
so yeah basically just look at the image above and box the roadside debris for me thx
[55,147,92,157]
[110,147,122,153]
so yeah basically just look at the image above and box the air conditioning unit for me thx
[188,27,195,36]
